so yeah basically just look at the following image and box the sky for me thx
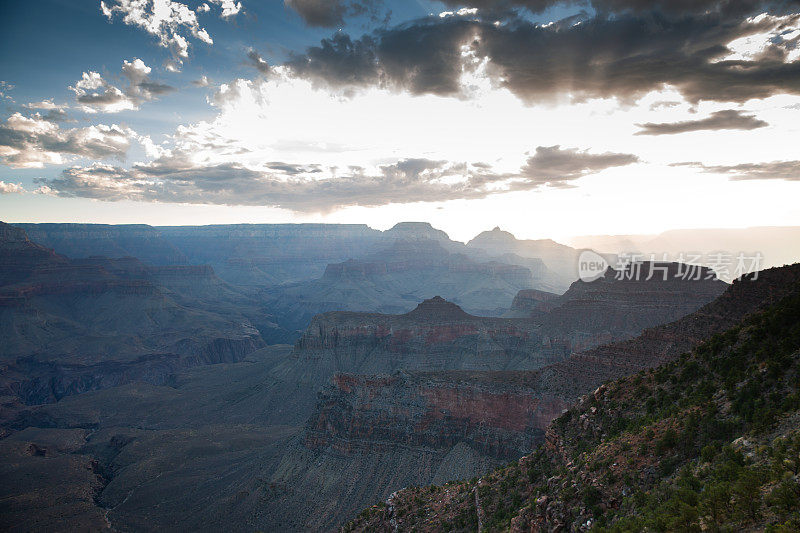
[1,0,799,243]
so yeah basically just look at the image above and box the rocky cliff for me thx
[538,262,727,340]
[381,222,455,246]
[248,368,563,531]
[305,371,562,460]
[292,297,561,375]
[367,263,796,450]
[504,289,560,318]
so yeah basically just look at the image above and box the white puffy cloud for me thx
[23,99,65,111]
[100,0,242,68]
[209,0,242,18]
[70,71,135,114]
[0,113,135,168]
[0,181,26,194]
[23,100,70,122]
[69,58,174,113]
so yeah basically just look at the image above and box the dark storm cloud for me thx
[33,146,638,211]
[635,109,769,135]
[284,5,800,104]
[674,160,800,180]
[284,0,386,28]
[136,81,175,95]
[518,145,640,187]
[246,49,271,74]
[287,33,381,88]
[288,20,486,95]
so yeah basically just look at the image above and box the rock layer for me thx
[306,371,564,460]
[293,297,563,375]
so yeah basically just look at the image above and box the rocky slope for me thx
[0,346,299,532]
[254,296,559,429]
[345,263,800,532]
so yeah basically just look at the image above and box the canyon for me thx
[0,220,785,532]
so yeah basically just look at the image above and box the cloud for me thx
[284,0,385,28]
[99,0,240,67]
[192,75,211,87]
[635,109,769,135]
[0,181,26,194]
[287,20,481,97]
[246,49,270,74]
[674,159,800,181]
[283,7,800,104]
[208,0,242,18]
[69,58,174,113]
[23,100,70,122]
[518,145,640,187]
[0,81,14,101]
[0,113,134,168]
[32,145,638,211]
[649,100,682,110]
[23,99,64,111]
